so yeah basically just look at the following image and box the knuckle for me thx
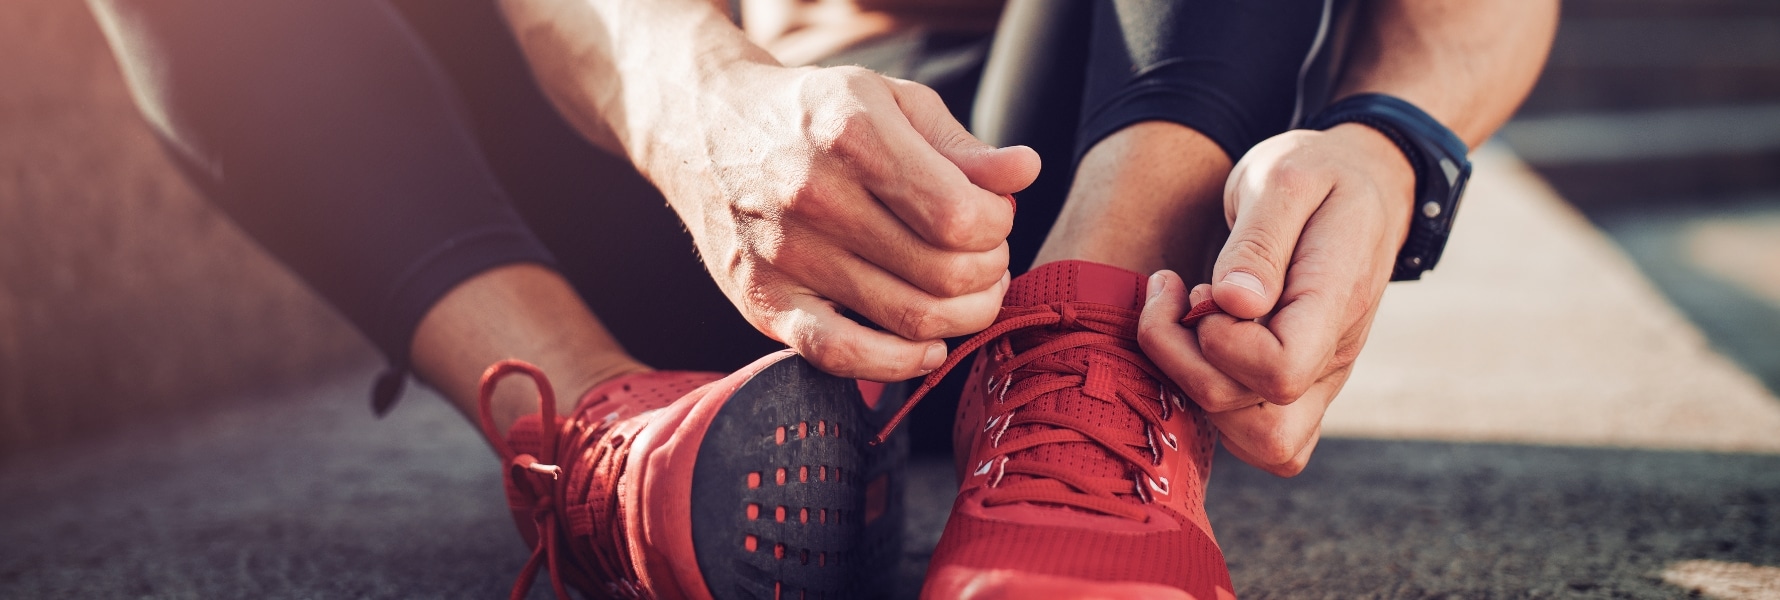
[1196,326,1238,363]
[1254,371,1311,404]
[1261,159,1320,202]
[931,125,976,154]
[739,275,787,318]
[800,327,862,376]
[821,109,875,158]
[1205,381,1257,412]
[802,73,879,155]
[926,203,983,249]
[751,226,799,266]
[929,253,991,297]
[1263,158,1309,189]
[1225,235,1284,273]
[806,65,874,100]
[828,65,878,89]
[894,297,948,341]
[1208,392,1255,414]
[780,175,826,218]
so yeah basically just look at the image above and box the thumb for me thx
[1210,164,1329,319]
[885,78,1040,195]
[953,144,1041,197]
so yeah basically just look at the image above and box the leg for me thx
[1037,0,1336,278]
[411,264,646,433]
[89,0,650,427]
[1032,122,1230,277]
[385,0,784,378]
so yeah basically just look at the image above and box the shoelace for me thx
[872,299,1223,521]
[476,360,649,600]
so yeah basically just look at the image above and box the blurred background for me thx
[1497,0,1780,398]
[1,0,1776,598]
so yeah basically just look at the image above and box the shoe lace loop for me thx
[477,360,644,600]
[872,299,1222,521]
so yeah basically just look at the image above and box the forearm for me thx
[496,0,777,167]
[1337,0,1559,148]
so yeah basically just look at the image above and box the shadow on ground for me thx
[1,371,1772,599]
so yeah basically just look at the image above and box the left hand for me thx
[1137,123,1418,476]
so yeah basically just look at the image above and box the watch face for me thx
[1445,159,1473,226]
[1438,156,1462,187]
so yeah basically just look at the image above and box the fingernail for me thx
[1147,272,1166,300]
[921,343,946,371]
[1223,271,1265,298]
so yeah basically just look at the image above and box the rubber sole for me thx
[690,355,907,600]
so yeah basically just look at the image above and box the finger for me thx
[790,245,1009,341]
[1207,374,1342,472]
[1188,283,1212,307]
[882,77,1041,196]
[1210,149,1332,319]
[1137,270,1267,413]
[798,180,1008,298]
[1197,185,1386,404]
[839,75,1011,253]
[772,292,948,382]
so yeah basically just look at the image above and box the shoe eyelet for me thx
[991,413,1012,447]
[1145,427,1162,465]
[989,456,1009,487]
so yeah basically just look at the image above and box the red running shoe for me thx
[874,260,1234,600]
[478,350,904,599]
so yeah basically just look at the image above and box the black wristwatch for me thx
[1302,93,1472,281]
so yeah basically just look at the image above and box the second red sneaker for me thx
[478,350,902,599]
[875,260,1235,600]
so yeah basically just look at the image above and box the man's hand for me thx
[494,2,1039,381]
[1131,0,1555,476]
[1137,123,1414,476]
[498,0,1038,382]
[661,64,1040,382]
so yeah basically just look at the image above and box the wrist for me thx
[616,14,780,171]
[501,0,778,172]
[1326,123,1416,240]
[623,54,778,179]
[1306,94,1474,280]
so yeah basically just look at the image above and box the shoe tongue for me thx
[1005,260,1147,310]
[999,260,1152,510]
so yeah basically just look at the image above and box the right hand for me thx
[648,64,1041,382]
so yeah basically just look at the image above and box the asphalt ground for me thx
[2,371,1776,599]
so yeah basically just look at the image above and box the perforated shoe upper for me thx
[874,261,1234,599]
